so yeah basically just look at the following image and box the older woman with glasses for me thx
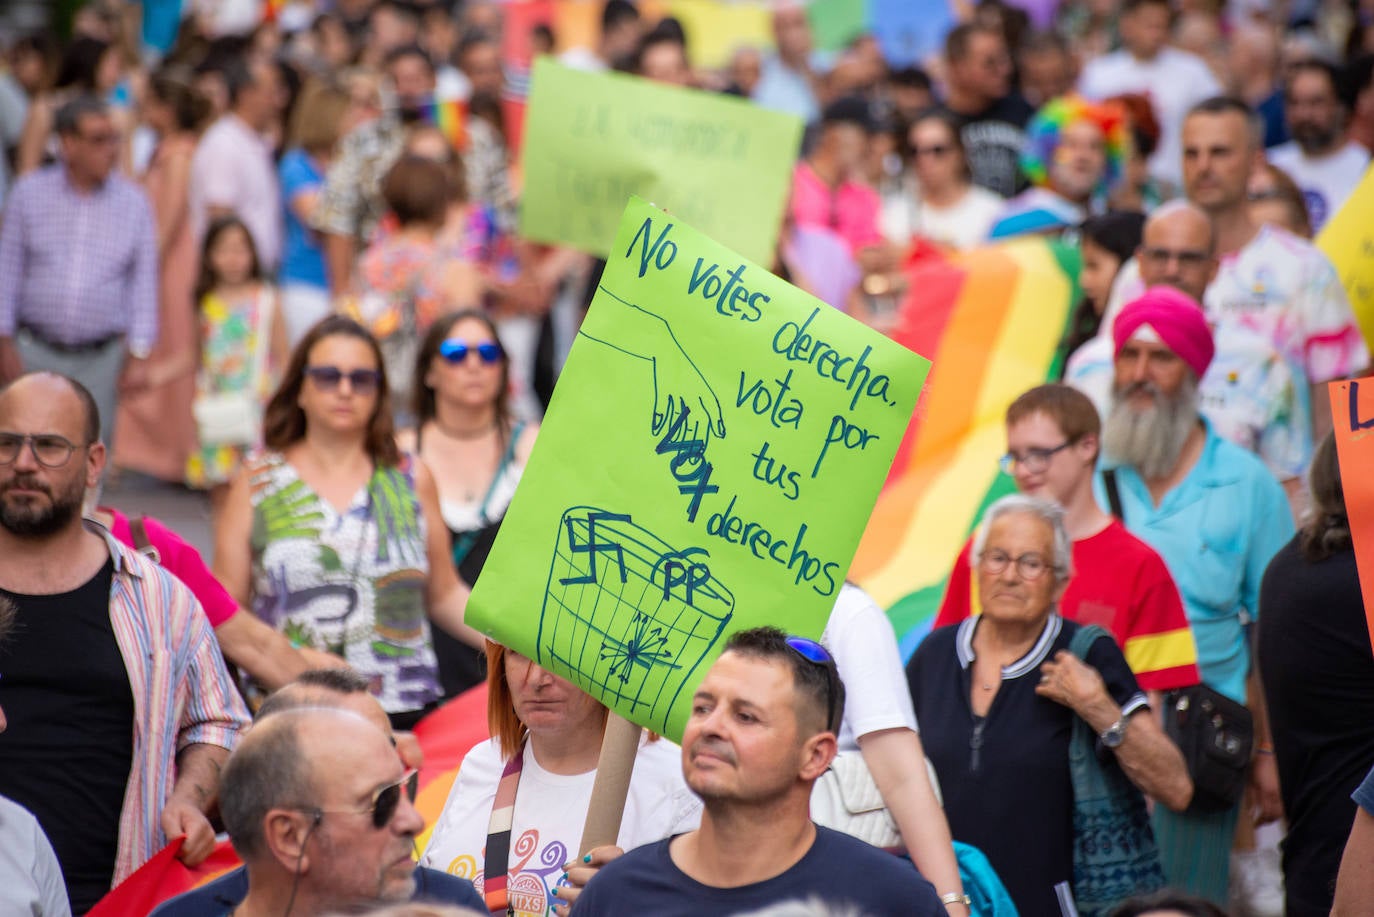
[213,315,484,730]
[906,495,1191,917]
[397,310,539,698]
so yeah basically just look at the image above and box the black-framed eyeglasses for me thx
[438,338,503,365]
[300,768,419,830]
[913,144,953,159]
[0,432,86,468]
[785,636,845,735]
[978,549,1053,581]
[998,440,1072,474]
[1139,246,1211,268]
[304,365,383,394]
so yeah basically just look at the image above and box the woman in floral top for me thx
[212,316,484,728]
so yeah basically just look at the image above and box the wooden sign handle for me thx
[578,713,645,857]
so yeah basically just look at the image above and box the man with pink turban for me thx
[1096,284,1294,904]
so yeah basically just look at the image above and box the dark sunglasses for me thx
[304,365,383,394]
[785,636,845,735]
[309,768,419,829]
[438,338,504,365]
[913,144,953,159]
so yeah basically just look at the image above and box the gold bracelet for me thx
[940,892,972,908]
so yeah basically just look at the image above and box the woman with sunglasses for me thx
[213,316,484,730]
[398,310,539,698]
[882,110,1002,250]
[420,641,700,915]
[906,495,1192,916]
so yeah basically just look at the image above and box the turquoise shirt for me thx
[1094,421,1293,703]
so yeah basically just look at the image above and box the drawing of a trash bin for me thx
[537,506,734,734]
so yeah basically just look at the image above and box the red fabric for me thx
[935,520,1200,691]
[411,682,492,790]
[86,838,241,917]
[105,508,240,627]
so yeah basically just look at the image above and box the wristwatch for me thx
[1099,715,1128,748]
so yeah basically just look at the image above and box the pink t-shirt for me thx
[105,508,238,627]
[789,161,883,255]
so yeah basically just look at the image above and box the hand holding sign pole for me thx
[468,197,930,851]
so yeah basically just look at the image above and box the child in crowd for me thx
[185,216,286,504]
[1058,210,1146,370]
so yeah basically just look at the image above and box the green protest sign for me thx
[517,58,803,266]
[469,197,930,741]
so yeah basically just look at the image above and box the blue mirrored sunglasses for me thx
[785,636,843,734]
[438,338,503,365]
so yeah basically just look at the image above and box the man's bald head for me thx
[1138,201,1218,301]
[257,669,392,738]
[0,372,101,446]
[220,707,394,861]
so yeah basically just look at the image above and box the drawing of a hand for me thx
[578,287,727,444]
[650,339,726,444]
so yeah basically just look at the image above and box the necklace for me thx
[434,418,499,441]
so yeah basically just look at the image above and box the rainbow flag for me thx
[850,237,1081,657]
[421,98,468,152]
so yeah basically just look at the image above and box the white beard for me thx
[1103,375,1200,480]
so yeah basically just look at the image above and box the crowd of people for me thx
[1,0,1374,915]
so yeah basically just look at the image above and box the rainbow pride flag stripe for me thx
[851,237,1081,657]
[422,99,468,151]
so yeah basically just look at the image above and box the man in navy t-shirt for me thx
[569,627,942,917]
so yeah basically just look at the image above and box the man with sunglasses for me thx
[0,373,249,913]
[151,670,484,916]
[935,383,1201,703]
[570,626,943,916]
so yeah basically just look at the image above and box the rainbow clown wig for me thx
[1019,94,1128,193]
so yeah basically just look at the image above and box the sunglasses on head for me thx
[438,338,503,365]
[309,768,419,829]
[784,636,844,735]
[304,365,383,394]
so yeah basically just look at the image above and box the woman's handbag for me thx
[811,752,902,850]
[1162,683,1253,812]
[1067,625,1167,917]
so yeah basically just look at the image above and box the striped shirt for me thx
[95,523,250,884]
[0,165,158,351]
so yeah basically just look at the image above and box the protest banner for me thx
[517,59,803,265]
[470,197,929,742]
[1327,377,1374,652]
[1317,167,1374,352]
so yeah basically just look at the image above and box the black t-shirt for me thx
[570,825,942,916]
[1257,536,1374,917]
[906,615,1147,917]
[944,94,1036,198]
[0,558,133,914]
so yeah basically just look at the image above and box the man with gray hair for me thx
[0,96,158,446]
[151,671,483,916]
[1098,285,1293,903]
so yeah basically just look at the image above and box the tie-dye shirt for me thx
[1203,224,1368,387]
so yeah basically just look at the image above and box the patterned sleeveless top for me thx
[247,452,441,713]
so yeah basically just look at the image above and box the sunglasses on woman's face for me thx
[308,768,420,830]
[304,365,382,394]
[438,338,504,365]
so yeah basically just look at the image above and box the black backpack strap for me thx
[1102,468,1125,522]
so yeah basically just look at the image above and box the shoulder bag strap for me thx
[1102,468,1125,522]
[128,515,161,564]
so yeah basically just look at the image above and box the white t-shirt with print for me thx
[420,736,700,917]
[824,583,920,753]
[1203,224,1369,386]
[1267,140,1370,232]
